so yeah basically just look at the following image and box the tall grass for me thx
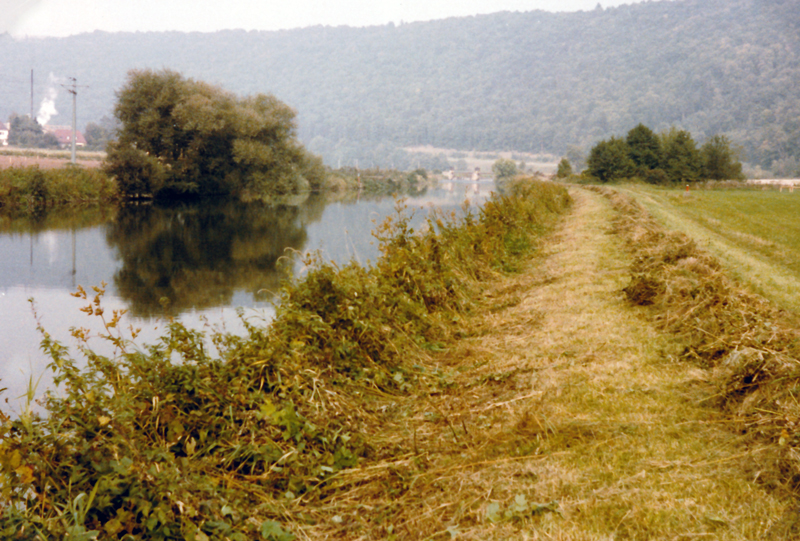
[0,178,570,539]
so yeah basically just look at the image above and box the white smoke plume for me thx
[36,73,60,126]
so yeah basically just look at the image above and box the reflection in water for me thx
[107,196,327,317]
[0,182,492,410]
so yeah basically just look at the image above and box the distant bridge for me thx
[748,178,800,186]
[748,179,800,191]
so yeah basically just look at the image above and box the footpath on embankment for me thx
[397,187,796,539]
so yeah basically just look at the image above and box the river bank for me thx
[5,180,799,538]
[0,178,571,539]
[0,160,442,218]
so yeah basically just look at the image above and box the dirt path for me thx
[440,188,792,538]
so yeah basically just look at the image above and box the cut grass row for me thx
[592,184,800,532]
[617,184,800,314]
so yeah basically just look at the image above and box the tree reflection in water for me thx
[106,194,327,317]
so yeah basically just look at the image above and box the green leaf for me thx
[260,520,295,541]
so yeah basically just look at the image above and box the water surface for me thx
[0,181,493,409]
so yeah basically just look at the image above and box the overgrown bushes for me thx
[0,178,571,539]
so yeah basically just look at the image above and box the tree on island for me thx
[492,158,519,181]
[104,69,325,200]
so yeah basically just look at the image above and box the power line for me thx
[60,77,88,164]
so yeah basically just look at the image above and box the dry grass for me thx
[0,153,103,170]
[287,188,796,539]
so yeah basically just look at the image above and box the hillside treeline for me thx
[1,0,798,174]
[583,124,745,183]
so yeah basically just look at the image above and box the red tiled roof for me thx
[44,126,87,146]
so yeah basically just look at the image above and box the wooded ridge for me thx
[1,0,798,173]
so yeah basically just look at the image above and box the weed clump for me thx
[0,178,570,539]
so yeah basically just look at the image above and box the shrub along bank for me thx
[0,166,118,214]
[0,179,571,539]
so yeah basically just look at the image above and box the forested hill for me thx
[2,0,799,173]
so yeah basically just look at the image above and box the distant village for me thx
[0,120,87,148]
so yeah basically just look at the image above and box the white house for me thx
[0,122,8,146]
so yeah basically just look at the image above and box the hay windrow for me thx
[591,185,800,491]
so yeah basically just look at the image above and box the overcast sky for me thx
[2,0,649,37]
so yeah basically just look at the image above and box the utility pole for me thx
[67,78,77,164]
[61,78,87,165]
[30,70,34,119]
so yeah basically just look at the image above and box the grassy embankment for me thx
[617,183,800,314]
[5,177,800,539]
[0,179,572,539]
[414,183,800,538]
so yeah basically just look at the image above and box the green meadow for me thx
[619,184,800,314]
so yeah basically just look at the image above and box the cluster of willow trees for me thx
[104,69,325,200]
[580,124,745,184]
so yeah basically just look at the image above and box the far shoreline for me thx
[0,148,104,170]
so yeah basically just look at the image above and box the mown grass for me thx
[634,186,800,270]
[618,184,800,314]
[591,185,800,532]
[363,188,790,539]
[0,178,570,539]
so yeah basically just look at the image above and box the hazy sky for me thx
[3,0,648,37]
